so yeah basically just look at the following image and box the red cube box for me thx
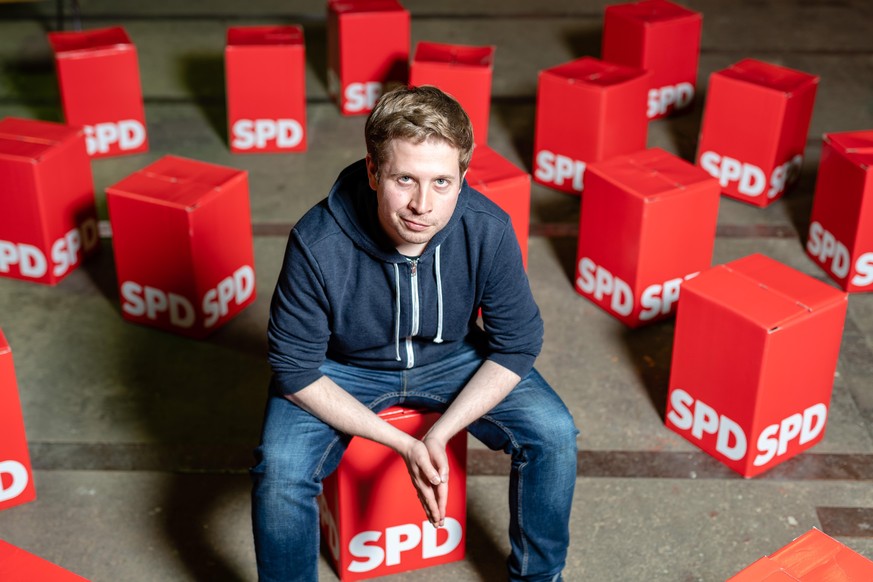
[466,146,531,268]
[327,0,410,116]
[318,407,467,580]
[0,117,98,286]
[728,528,873,581]
[575,148,719,326]
[806,130,873,293]
[106,156,256,338]
[0,540,89,581]
[225,25,307,154]
[533,57,649,196]
[410,42,495,146]
[602,0,702,119]
[696,59,818,207]
[666,254,847,478]
[47,27,148,159]
[0,330,36,512]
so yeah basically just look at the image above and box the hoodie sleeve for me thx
[478,221,544,379]
[267,229,331,395]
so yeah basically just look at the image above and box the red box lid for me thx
[47,26,133,56]
[107,155,247,209]
[716,58,819,96]
[588,147,717,200]
[684,254,847,331]
[606,0,700,24]
[823,130,873,167]
[414,42,494,68]
[729,528,873,581]
[226,25,304,47]
[329,0,406,14]
[0,117,82,162]
[542,56,648,88]
[466,146,528,191]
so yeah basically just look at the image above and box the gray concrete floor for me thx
[1,1,873,580]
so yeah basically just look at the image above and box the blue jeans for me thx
[251,342,578,581]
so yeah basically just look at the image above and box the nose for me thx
[408,185,432,214]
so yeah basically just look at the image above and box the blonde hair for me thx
[365,85,474,179]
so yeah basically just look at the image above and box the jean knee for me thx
[532,410,579,459]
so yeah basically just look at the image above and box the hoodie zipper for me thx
[406,259,419,369]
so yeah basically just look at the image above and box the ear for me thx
[365,154,379,190]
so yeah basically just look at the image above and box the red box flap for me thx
[329,0,406,14]
[543,56,648,88]
[685,254,846,331]
[414,42,494,68]
[466,146,528,191]
[606,0,700,24]
[588,147,717,200]
[226,25,304,47]
[107,155,246,209]
[717,58,819,95]
[0,117,81,161]
[823,130,873,168]
[47,26,133,56]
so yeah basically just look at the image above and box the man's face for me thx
[367,137,465,256]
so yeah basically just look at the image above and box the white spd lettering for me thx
[534,150,586,192]
[754,403,828,467]
[50,219,99,278]
[807,222,873,287]
[668,389,827,465]
[639,272,699,321]
[576,257,632,316]
[85,120,146,155]
[0,241,47,278]
[806,221,851,279]
[348,518,463,573]
[202,265,255,328]
[231,119,303,150]
[698,151,802,198]
[344,82,383,113]
[121,281,196,328]
[852,252,873,287]
[0,459,29,503]
[647,82,694,118]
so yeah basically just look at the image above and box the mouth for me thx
[401,217,431,232]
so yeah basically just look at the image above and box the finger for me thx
[435,480,449,527]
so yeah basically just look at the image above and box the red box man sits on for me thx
[696,58,818,207]
[328,0,410,116]
[226,25,307,154]
[0,330,36,512]
[318,407,467,581]
[410,42,495,146]
[575,148,719,326]
[47,26,148,159]
[0,117,98,286]
[728,528,873,581]
[533,57,649,196]
[602,0,702,119]
[806,130,873,293]
[106,156,256,338]
[666,254,848,478]
[465,146,531,268]
[0,540,89,581]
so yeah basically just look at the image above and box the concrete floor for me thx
[1,1,873,580]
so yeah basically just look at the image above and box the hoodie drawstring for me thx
[433,244,444,343]
[393,263,401,361]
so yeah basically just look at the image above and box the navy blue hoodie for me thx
[267,159,544,395]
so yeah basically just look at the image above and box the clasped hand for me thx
[400,435,449,528]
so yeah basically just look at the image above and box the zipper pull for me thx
[410,259,417,276]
